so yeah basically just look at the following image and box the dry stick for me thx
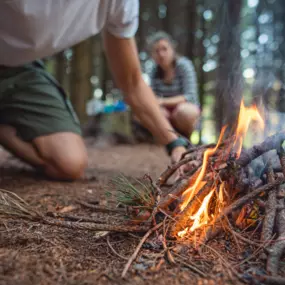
[121,222,163,278]
[43,217,150,233]
[106,235,129,261]
[261,164,277,242]
[230,230,264,247]
[76,200,125,214]
[157,179,189,210]
[181,143,216,159]
[201,243,238,280]
[159,167,203,211]
[162,218,175,264]
[235,238,272,268]
[224,218,242,252]
[256,275,285,285]
[203,178,285,242]
[278,150,285,177]
[172,252,207,277]
[157,157,201,187]
[237,131,285,167]
[46,212,125,224]
[267,185,285,275]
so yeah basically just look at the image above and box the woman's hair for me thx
[147,31,178,79]
[146,31,177,52]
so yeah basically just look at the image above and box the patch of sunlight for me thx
[191,130,200,145]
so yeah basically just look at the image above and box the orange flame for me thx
[177,227,189,238]
[218,182,225,213]
[179,126,227,212]
[176,99,264,238]
[189,189,215,232]
[233,100,264,158]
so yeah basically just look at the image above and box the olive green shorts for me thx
[0,60,81,141]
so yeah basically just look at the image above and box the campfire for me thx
[1,99,285,283]
[167,99,265,240]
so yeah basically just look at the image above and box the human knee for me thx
[173,103,200,122]
[34,133,88,180]
[50,151,88,180]
[160,107,171,119]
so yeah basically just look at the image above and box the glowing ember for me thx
[233,100,265,158]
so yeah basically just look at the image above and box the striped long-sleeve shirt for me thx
[148,57,199,107]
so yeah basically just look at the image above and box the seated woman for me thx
[147,31,200,139]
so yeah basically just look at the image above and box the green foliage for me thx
[108,174,155,209]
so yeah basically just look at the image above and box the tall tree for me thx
[215,0,243,133]
[186,0,197,60]
[197,13,206,143]
[70,38,93,123]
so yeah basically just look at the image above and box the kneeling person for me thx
[0,1,189,180]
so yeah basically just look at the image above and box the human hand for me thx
[170,146,187,178]
[157,97,165,106]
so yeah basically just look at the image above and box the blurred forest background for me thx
[44,0,285,145]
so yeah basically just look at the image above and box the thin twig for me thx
[106,235,129,260]
[181,143,216,159]
[256,275,285,285]
[172,252,207,277]
[121,222,163,278]
[46,212,124,224]
[261,164,277,242]
[201,243,239,279]
[162,218,175,264]
[234,238,272,268]
[157,157,201,187]
[76,200,125,213]
[230,230,264,247]
[43,217,150,233]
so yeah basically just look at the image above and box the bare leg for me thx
[0,125,87,181]
[170,103,200,138]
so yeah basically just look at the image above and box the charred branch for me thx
[237,132,285,167]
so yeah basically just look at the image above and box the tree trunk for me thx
[70,39,93,123]
[198,15,206,144]
[163,0,192,55]
[215,0,243,134]
[186,0,197,60]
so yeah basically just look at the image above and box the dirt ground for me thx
[0,139,261,285]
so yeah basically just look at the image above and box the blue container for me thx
[114,100,127,112]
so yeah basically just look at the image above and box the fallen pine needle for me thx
[172,252,207,277]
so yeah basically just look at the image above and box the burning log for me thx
[237,132,285,167]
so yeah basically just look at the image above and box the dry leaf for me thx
[94,231,109,239]
[58,205,77,213]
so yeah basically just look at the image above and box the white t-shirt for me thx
[0,0,139,66]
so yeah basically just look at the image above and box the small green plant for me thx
[108,174,155,210]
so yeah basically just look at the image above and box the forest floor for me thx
[0,137,264,285]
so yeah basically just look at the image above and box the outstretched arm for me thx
[103,31,186,155]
